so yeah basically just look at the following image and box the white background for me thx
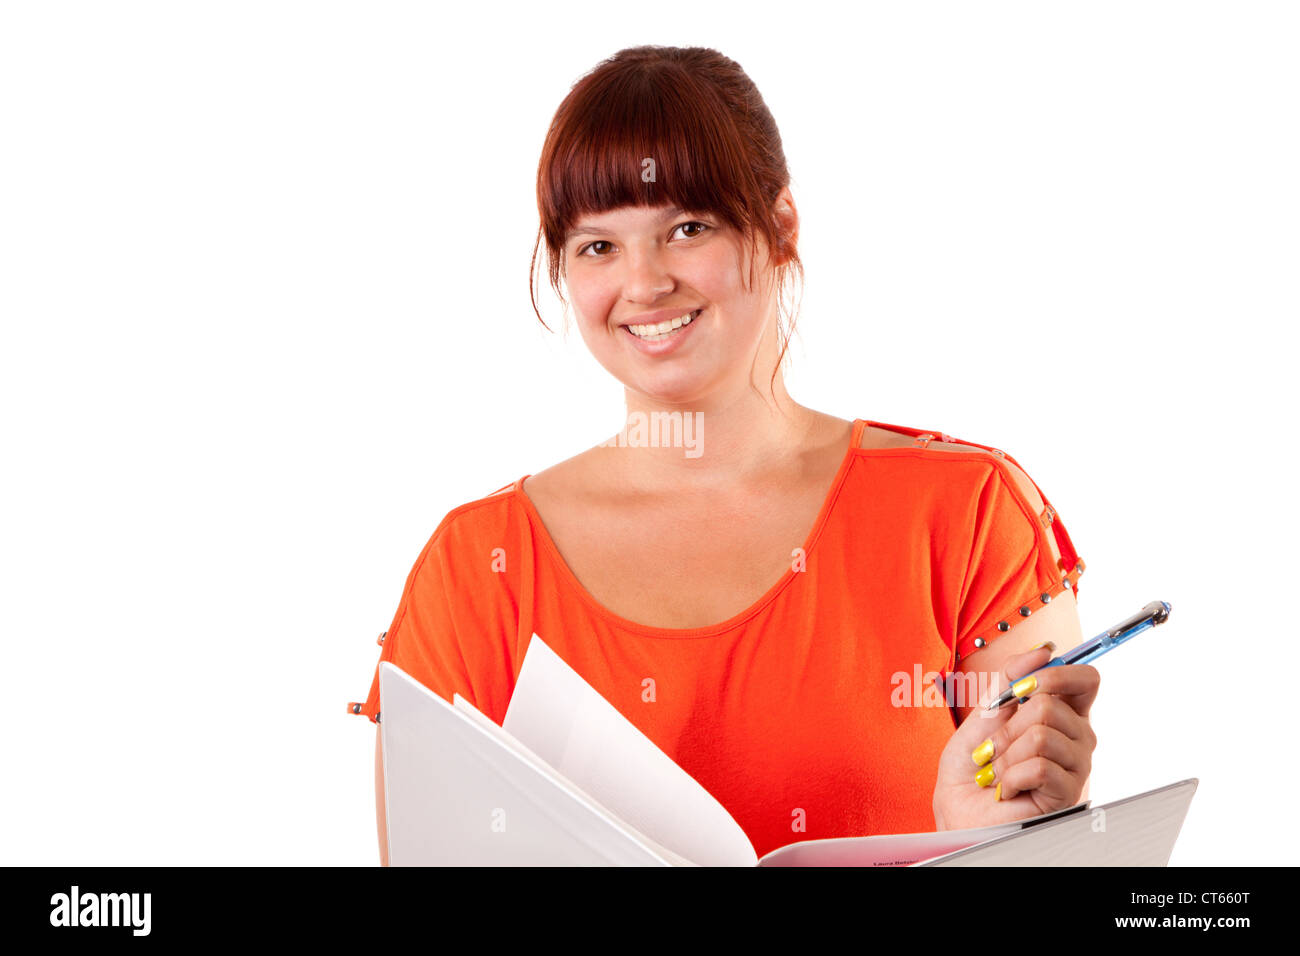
[2,1,1295,866]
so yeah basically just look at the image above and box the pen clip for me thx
[1106,600,1171,639]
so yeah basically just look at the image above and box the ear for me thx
[770,186,799,265]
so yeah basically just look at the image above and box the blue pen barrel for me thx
[1005,600,1172,704]
[1070,635,1118,667]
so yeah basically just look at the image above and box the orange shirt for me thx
[349,418,1085,859]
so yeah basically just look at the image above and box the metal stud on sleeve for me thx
[997,621,1010,632]
[974,637,986,648]
[1019,606,1032,617]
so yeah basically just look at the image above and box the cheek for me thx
[567,276,618,327]
[694,243,760,303]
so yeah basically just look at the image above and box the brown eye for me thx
[579,240,612,257]
[673,221,709,240]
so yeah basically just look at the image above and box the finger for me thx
[982,723,1090,801]
[1029,671,1102,723]
[995,755,1087,812]
[1004,663,1102,720]
[959,645,1054,734]
[971,695,1096,795]
[1007,691,1097,746]
[961,646,1053,750]
[961,650,1051,768]
[995,646,1057,698]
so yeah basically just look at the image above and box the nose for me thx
[621,247,675,303]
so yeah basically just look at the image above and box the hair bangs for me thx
[540,69,763,255]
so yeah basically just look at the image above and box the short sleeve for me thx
[346,518,476,725]
[949,463,1085,669]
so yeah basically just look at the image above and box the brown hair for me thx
[529,45,803,390]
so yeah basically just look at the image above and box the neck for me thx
[602,379,827,493]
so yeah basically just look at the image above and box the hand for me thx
[932,646,1100,831]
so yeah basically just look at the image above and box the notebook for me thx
[377,634,1196,866]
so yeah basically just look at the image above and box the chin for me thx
[623,371,717,407]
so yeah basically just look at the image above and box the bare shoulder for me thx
[520,445,613,511]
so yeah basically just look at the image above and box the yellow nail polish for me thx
[975,765,996,788]
[971,739,994,767]
[1030,641,1056,653]
[1012,675,1038,698]
[995,782,1002,801]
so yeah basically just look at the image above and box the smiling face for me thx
[561,196,791,407]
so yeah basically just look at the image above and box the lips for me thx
[620,307,702,330]
[625,308,701,339]
[620,307,703,355]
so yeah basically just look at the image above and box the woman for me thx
[350,45,1098,865]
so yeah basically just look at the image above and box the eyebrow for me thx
[566,206,689,241]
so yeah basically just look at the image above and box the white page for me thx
[757,819,1037,867]
[916,778,1198,866]
[502,634,757,867]
[758,802,1090,866]
[380,662,697,866]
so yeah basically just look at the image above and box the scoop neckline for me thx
[512,418,868,638]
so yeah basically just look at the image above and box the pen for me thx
[983,600,1173,711]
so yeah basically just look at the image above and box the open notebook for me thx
[377,634,1196,866]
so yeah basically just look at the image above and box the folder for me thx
[377,634,1196,866]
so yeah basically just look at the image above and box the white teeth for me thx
[629,310,698,338]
